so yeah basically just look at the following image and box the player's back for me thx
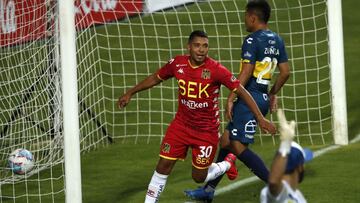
[241,29,288,93]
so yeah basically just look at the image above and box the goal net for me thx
[0,0,339,201]
[107,0,332,146]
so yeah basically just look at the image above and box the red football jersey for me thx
[157,55,240,133]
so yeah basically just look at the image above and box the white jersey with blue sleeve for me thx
[260,180,307,203]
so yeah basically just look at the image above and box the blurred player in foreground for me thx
[185,1,290,201]
[118,30,276,203]
[260,109,312,203]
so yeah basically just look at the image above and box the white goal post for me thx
[59,0,82,202]
[0,0,347,202]
[327,0,348,145]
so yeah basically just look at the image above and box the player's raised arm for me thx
[268,109,296,196]
[233,84,276,134]
[118,72,162,109]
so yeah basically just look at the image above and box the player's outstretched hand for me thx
[258,118,276,135]
[118,93,131,109]
[277,109,296,141]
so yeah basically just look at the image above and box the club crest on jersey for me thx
[201,69,211,79]
[161,143,171,153]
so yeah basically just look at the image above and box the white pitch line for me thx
[212,134,360,197]
[350,134,360,143]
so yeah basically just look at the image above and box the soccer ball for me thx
[8,148,34,175]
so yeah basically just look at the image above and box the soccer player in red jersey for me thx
[118,30,276,203]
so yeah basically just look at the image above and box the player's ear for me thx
[250,14,257,24]
[187,43,191,51]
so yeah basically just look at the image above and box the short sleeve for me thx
[241,36,257,64]
[216,64,240,91]
[157,58,175,80]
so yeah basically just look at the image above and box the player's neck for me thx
[188,59,204,69]
[252,24,268,32]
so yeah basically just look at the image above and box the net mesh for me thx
[0,0,332,201]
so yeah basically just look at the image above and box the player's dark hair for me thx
[246,0,271,24]
[188,30,208,43]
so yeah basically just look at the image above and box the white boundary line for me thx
[213,134,360,197]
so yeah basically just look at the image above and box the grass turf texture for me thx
[80,138,360,203]
[83,0,360,202]
[0,0,359,202]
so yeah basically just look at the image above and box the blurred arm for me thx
[268,109,296,195]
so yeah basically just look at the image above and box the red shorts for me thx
[159,119,220,169]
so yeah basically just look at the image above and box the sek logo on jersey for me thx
[178,79,210,98]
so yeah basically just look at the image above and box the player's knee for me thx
[155,158,176,175]
[230,140,249,156]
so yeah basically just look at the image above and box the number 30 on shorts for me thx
[199,146,213,158]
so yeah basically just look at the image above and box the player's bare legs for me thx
[219,130,230,148]
[155,157,177,175]
[229,138,248,155]
[191,167,209,183]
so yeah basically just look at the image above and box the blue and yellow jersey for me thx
[240,29,288,93]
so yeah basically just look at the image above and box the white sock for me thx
[204,161,231,182]
[144,171,168,203]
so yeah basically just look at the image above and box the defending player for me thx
[118,30,276,203]
[260,109,312,203]
[185,1,290,201]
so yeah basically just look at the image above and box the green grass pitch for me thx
[83,0,360,202]
[1,0,360,202]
